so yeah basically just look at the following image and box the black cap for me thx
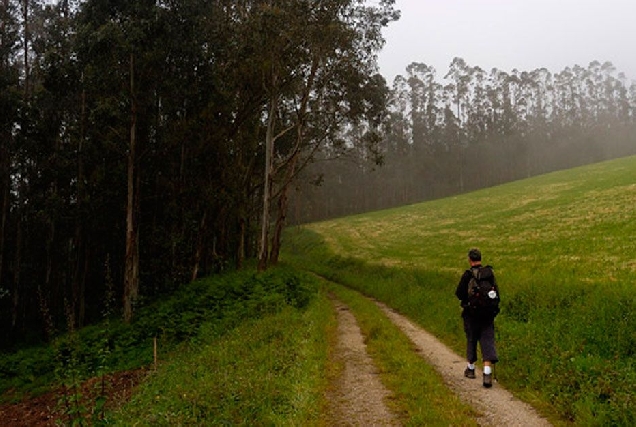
[468,248,481,261]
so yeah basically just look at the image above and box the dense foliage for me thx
[110,283,329,426]
[0,266,317,403]
[0,0,397,345]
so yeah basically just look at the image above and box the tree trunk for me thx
[11,206,22,334]
[191,211,206,282]
[258,89,277,272]
[0,9,8,280]
[74,88,87,327]
[0,146,8,286]
[269,187,287,265]
[123,53,139,323]
[22,0,30,98]
[11,0,29,336]
[236,217,245,269]
[269,152,298,265]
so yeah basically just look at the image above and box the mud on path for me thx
[328,294,553,427]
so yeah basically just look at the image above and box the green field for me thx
[283,155,636,426]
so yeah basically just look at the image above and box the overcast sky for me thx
[377,0,636,84]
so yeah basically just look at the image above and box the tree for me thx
[75,0,163,322]
[249,0,399,270]
[0,0,20,320]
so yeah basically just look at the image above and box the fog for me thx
[378,0,636,84]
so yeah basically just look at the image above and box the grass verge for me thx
[1,265,328,425]
[323,277,479,426]
[109,291,334,425]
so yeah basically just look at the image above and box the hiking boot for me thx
[483,373,493,388]
[464,367,476,379]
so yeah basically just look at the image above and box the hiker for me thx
[455,248,500,388]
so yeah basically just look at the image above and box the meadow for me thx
[283,154,636,426]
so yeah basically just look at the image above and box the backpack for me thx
[466,266,500,318]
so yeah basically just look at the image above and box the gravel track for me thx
[326,295,554,426]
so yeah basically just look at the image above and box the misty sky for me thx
[378,0,636,83]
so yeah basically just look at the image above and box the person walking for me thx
[455,248,500,388]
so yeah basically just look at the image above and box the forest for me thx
[1,0,635,349]
[295,59,636,222]
[0,0,399,347]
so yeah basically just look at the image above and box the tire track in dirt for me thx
[374,300,553,427]
[326,297,400,426]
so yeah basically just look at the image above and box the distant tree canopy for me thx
[0,0,398,345]
[295,59,636,222]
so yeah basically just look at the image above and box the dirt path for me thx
[3,295,553,426]
[326,298,401,426]
[326,295,553,426]
[374,300,553,427]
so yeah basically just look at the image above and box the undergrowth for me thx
[109,287,333,425]
[0,266,318,411]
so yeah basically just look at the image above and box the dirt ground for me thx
[374,300,553,427]
[1,297,553,426]
[0,369,147,427]
[325,297,553,426]
[326,298,401,426]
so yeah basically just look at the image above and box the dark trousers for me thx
[463,313,498,364]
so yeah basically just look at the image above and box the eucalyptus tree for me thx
[442,57,474,191]
[520,68,552,175]
[74,0,169,322]
[599,61,617,121]
[527,68,552,132]
[0,0,21,338]
[553,67,578,130]
[464,65,488,144]
[0,0,88,337]
[143,1,285,275]
[498,68,519,139]
[7,0,50,336]
[614,71,631,125]
[444,57,471,128]
[246,0,399,270]
[406,62,440,149]
[406,63,425,146]
[628,81,636,124]
[24,0,84,327]
[386,74,411,155]
[586,60,605,123]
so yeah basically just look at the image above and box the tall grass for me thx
[283,155,636,426]
[110,295,333,425]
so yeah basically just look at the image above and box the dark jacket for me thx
[455,264,499,316]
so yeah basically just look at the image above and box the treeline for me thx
[295,59,636,222]
[0,0,398,347]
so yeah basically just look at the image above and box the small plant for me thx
[53,256,117,426]
[90,255,116,425]
[54,300,87,426]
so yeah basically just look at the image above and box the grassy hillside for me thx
[0,267,326,424]
[283,155,636,426]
